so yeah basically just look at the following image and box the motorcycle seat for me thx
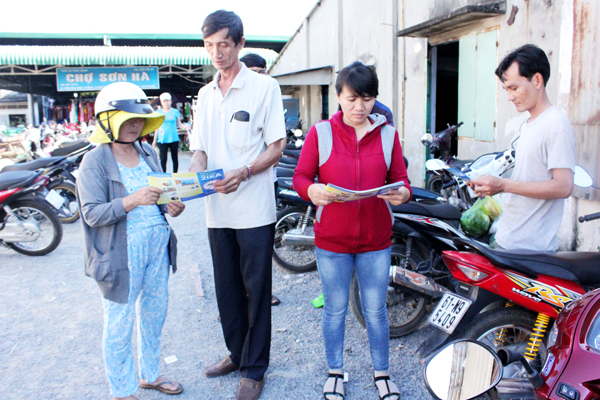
[50,139,90,156]
[1,156,66,173]
[280,155,298,165]
[447,159,473,169]
[391,202,462,220]
[283,149,302,158]
[277,167,295,178]
[0,170,43,191]
[455,238,600,286]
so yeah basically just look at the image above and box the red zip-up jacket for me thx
[293,111,412,254]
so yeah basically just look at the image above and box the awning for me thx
[397,1,506,38]
[271,66,333,86]
[0,46,278,67]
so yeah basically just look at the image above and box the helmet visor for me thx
[108,99,154,115]
[89,110,165,144]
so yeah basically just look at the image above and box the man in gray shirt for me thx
[470,44,576,251]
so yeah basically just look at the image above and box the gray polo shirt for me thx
[496,106,576,251]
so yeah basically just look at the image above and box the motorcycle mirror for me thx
[424,340,503,400]
[511,135,520,149]
[574,165,594,188]
[426,159,448,171]
[294,129,303,137]
[421,132,434,146]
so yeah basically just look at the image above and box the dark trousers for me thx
[159,141,179,173]
[207,223,275,381]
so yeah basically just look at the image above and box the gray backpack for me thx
[315,116,396,169]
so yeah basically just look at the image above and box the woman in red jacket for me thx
[293,62,411,400]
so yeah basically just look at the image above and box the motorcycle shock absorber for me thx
[524,313,551,362]
[401,237,413,269]
[299,206,313,234]
[494,302,516,346]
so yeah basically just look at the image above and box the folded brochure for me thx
[148,169,224,204]
[325,181,405,202]
[445,167,471,181]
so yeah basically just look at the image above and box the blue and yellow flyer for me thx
[148,169,224,204]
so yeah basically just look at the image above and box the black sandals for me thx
[374,375,400,400]
[323,373,345,400]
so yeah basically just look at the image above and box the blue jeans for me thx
[316,246,391,371]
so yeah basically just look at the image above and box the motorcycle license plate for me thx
[45,189,65,210]
[428,292,471,334]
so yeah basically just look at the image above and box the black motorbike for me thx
[421,122,474,193]
[1,141,93,223]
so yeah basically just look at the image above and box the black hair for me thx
[202,10,244,46]
[240,53,266,69]
[335,61,379,98]
[495,44,551,86]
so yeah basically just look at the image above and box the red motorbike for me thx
[422,287,600,400]
[391,166,600,398]
[0,170,63,255]
[433,237,600,397]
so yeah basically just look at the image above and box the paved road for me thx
[0,152,433,400]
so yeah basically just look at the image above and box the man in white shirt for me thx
[188,10,285,400]
[470,44,576,251]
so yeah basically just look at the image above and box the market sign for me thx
[56,67,159,92]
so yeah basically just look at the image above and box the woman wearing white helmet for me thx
[78,82,185,399]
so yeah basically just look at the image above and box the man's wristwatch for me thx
[245,164,253,180]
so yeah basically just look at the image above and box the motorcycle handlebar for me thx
[578,212,600,223]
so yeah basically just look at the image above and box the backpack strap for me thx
[315,121,333,167]
[380,124,396,170]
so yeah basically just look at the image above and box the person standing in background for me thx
[153,92,189,172]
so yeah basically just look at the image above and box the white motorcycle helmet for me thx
[89,82,164,144]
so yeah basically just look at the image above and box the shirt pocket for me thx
[227,119,252,149]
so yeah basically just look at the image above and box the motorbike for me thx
[394,166,600,396]
[425,142,516,211]
[421,122,472,193]
[273,152,443,274]
[1,141,94,223]
[0,170,63,256]
[423,286,600,400]
[0,132,34,163]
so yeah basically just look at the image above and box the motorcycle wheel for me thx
[7,199,63,256]
[426,175,443,194]
[273,206,317,272]
[460,307,547,395]
[47,181,79,223]
[349,243,431,338]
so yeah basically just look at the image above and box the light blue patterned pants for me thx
[102,224,171,398]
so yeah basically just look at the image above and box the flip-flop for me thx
[271,295,281,306]
[140,379,184,395]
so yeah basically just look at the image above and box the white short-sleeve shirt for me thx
[189,64,285,229]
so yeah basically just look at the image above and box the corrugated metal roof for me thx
[0,46,279,67]
[0,32,290,42]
